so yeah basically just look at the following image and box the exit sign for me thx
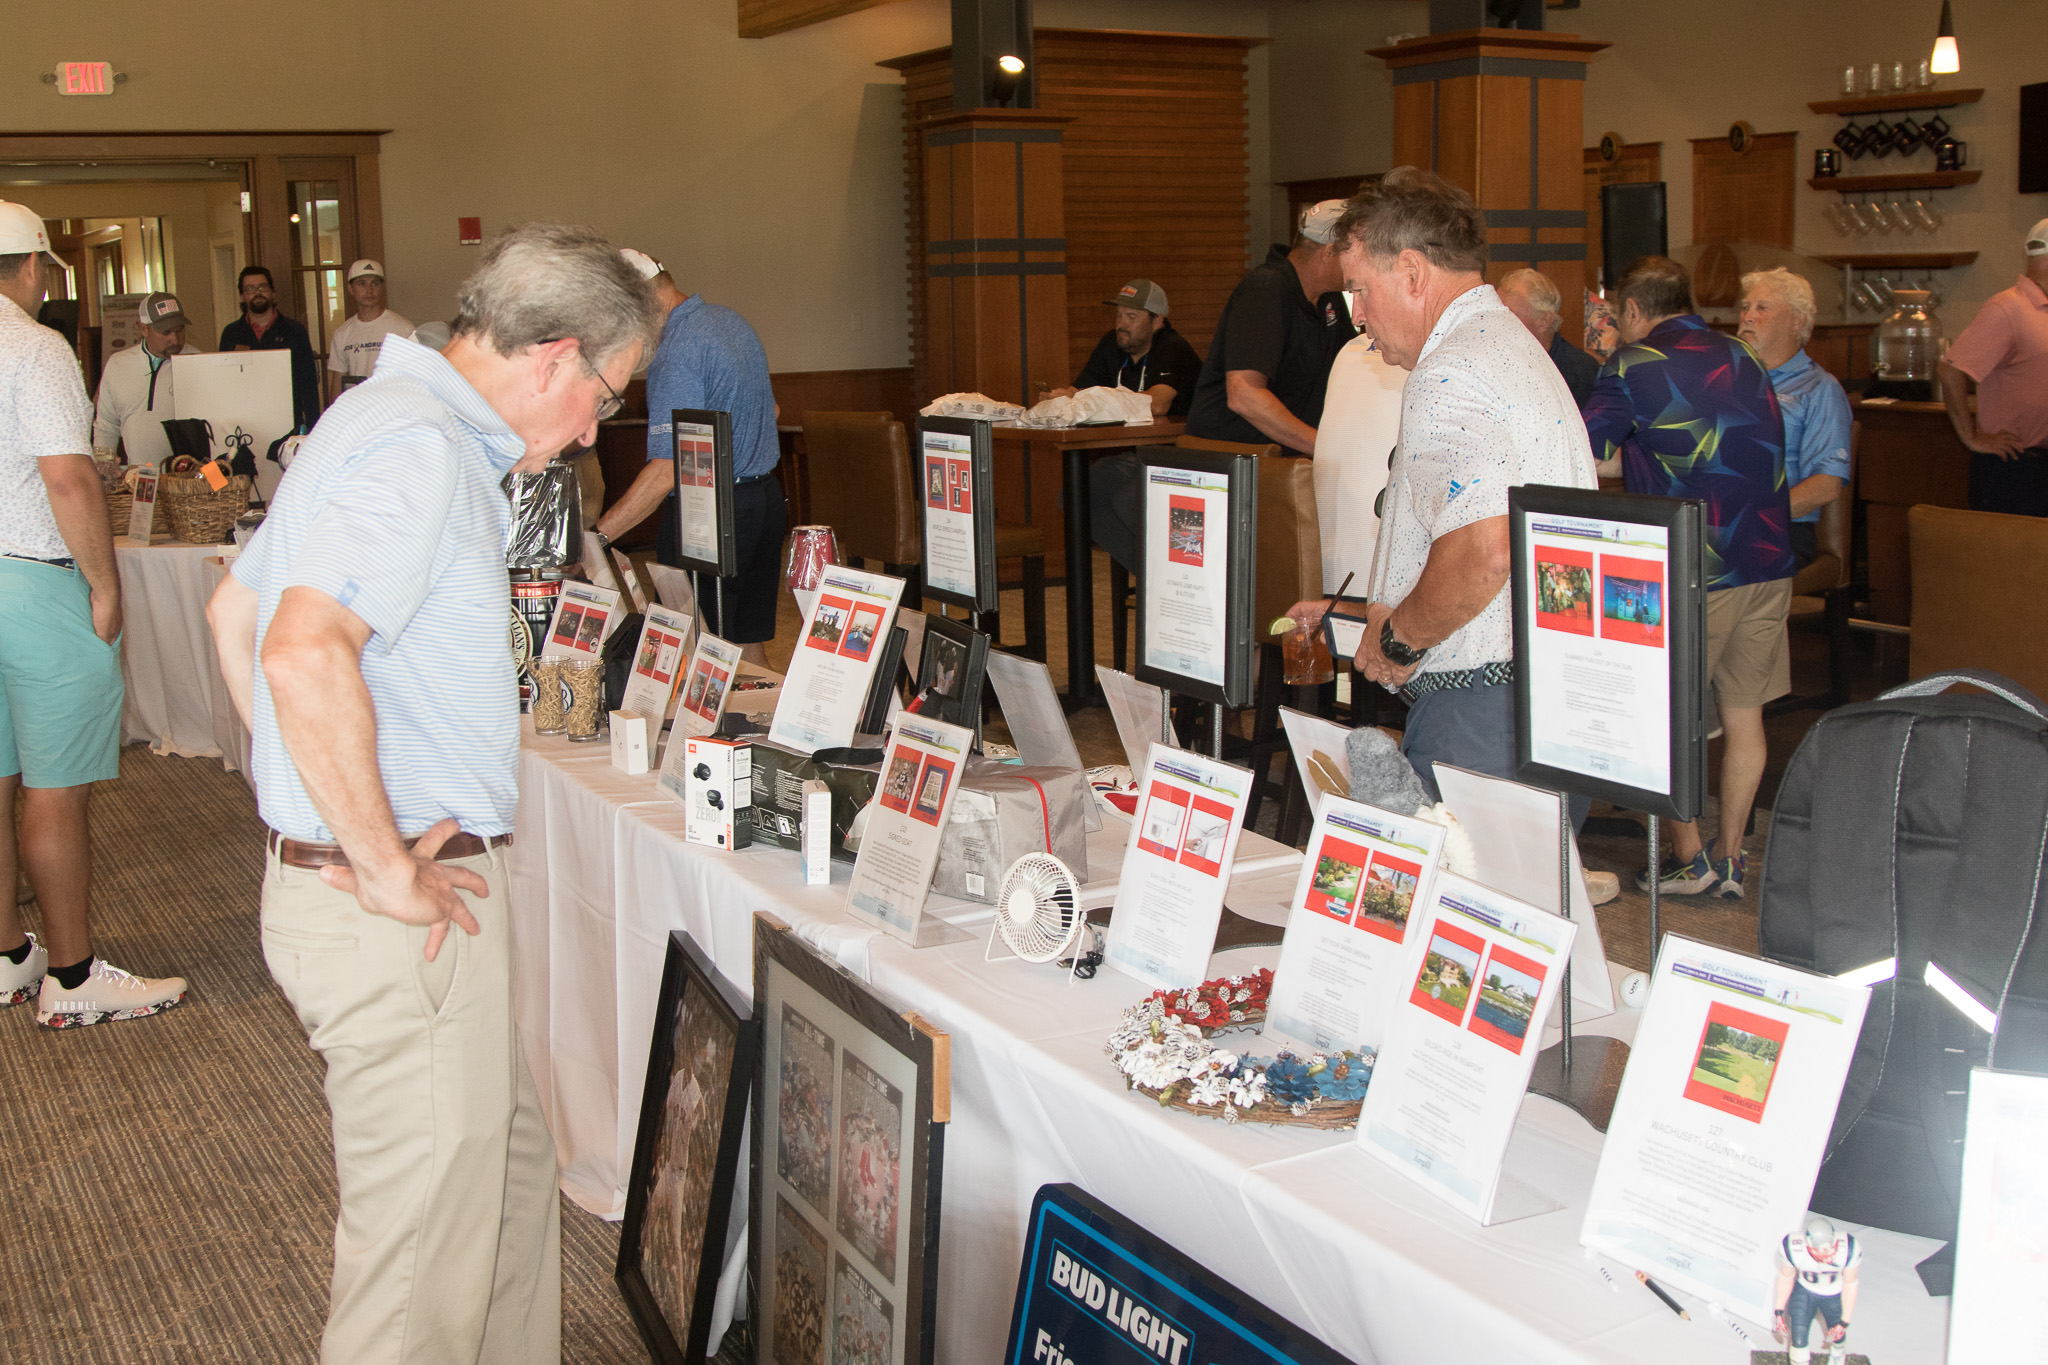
[52,62,117,95]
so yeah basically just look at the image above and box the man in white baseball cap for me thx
[1939,217,2048,515]
[326,258,413,401]
[0,199,188,1027]
[92,291,202,465]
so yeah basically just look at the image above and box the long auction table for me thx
[507,727,1949,1364]
[114,536,250,774]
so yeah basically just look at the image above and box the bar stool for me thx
[1240,447,1327,839]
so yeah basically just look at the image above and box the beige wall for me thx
[6,182,240,344]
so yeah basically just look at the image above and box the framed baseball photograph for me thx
[913,614,990,736]
[915,417,998,614]
[1508,484,1707,821]
[671,407,738,576]
[752,913,950,1365]
[1134,446,1257,707]
[617,931,760,1363]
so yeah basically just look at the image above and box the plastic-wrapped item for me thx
[1013,386,1152,428]
[932,761,1092,903]
[504,463,581,568]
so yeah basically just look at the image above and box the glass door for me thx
[280,158,358,383]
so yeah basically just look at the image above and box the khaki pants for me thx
[261,844,560,1365]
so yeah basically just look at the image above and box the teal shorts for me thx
[0,557,124,788]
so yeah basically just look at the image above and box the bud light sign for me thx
[1003,1185,1351,1365]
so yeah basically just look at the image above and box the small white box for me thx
[684,736,752,850]
[800,778,832,885]
[610,710,650,774]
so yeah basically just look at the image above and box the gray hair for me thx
[1740,267,1817,343]
[452,222,661,371]
[1499,268,1561,318]
[1331,167,1489,276]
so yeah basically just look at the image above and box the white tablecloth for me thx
[114,537,250,774]
[508,727,1951,1364]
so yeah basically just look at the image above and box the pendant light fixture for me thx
[1930,0,1960,75]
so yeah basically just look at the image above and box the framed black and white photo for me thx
[1508,484,1707,821]
[913,614,989,735]
[916,417,998,614]
[617,931,760,1363]
[753,913,950,1365]
[1135,446,1258,707]
[671,407,738,576]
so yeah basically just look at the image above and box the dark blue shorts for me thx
[659,473,788,644]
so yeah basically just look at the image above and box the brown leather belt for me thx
[266,828,513,871]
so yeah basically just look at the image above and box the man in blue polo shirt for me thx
[208,223,658,1363]
[593,249,783,664]
[1740,268,1852,568]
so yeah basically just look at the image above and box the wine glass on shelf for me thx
[1868,196,1896,235]
[1914,197,1945,234]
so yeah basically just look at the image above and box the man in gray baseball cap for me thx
[1045,277,1205,569]
[92,292,202,464]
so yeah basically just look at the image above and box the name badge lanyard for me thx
[145,348,170,412]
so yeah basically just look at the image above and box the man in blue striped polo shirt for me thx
[208,223,658,1364]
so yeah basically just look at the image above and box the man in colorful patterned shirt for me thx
[1584,256,1794,900]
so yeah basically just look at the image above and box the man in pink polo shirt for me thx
[1938,219,2048,516]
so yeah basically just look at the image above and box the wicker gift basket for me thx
[159,474,253,544]
[104,486,135,538]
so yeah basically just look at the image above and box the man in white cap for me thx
[1939,218,2048,515]
[593,248,784,665]
[327,259,413,402]
[1184,199,1357,454]
[0,200,187,1027]
[92,291,202,466]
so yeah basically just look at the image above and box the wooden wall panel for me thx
[1692,131,1797,249]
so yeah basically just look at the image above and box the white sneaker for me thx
[36,958,187,1029]
[1,933,47,1005]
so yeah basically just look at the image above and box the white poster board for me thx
[672,632,744,744]
[1278,707,1354,820]
[1357,871,1577,1224]
[1949,1068,2048,1361]
[168,351,294,503]
[1579,936,1871,1326]
[919,426,981,606]
[1140,463,1232,689]
[846,713,974,943]
[126,466,160,542]
[1433,763,1614,1017]
[1094,664,1176,770]
[618,604,694,725]
[1102,743,1254,991]
[1520,509,1674,796]
[1263,795,1446,1056]
[540,580,623,661]
[768,565,904,754]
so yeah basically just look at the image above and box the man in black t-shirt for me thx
[1049,279,1206,569]
[218,265,320,431]
[1184,200,1354,454]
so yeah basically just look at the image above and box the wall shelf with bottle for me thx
[1808,88,1982,117]
[1808,169,1980,193]
[1815,251,1978,269]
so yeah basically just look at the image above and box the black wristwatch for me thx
[1380,619,1427,668]
[589,528,612,552]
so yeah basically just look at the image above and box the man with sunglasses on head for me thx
[220,264,320,431]
[207,223,660,1364]
[592,249,784,665]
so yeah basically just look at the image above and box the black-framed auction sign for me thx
[671,408,738,576]
[1134,448,1257,707]
[1003,1184,1349,1365]
[916,417,998,614]
[1509,484,1706,822]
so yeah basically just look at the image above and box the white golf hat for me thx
[2027,218,2048,256]
[0,201,61,264]
[620,248,663,280]
[1299,199,1347,246]
[346,259,384,282]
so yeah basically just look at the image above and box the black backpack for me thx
[1759,671,2048,1273]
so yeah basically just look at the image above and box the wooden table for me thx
[1851,397,1970,623]
[989,419,1186,704]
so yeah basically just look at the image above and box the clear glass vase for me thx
[1875,289,1944,385]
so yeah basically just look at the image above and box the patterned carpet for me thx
[0,750,647,1364]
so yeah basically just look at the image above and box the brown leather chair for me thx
[1772,421,1857,714]
[802,410,1047,661]
[1908,505,2048,699]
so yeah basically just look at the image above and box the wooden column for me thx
[1368,29,1609,345]
[920,109,1071,408]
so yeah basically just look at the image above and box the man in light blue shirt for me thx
[208,223,658,1365]
[1740,268,1852,568]
[594,249,784,664]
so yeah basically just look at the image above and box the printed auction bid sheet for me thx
[919,428,979,605]
[1140,465,1230,688]
[768,566,905,754]
[1358,872,1575,1223]
[846,714,972,943]
[1103,744,1254,991]
[619,604,695,725]
[1520,511,1672,795]
[670,629,743,743]
[673,416,722,568]
[1263,795,1446,1057]
[1579,936,1869,1325]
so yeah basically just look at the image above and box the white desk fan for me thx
[986,853,1091,979]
